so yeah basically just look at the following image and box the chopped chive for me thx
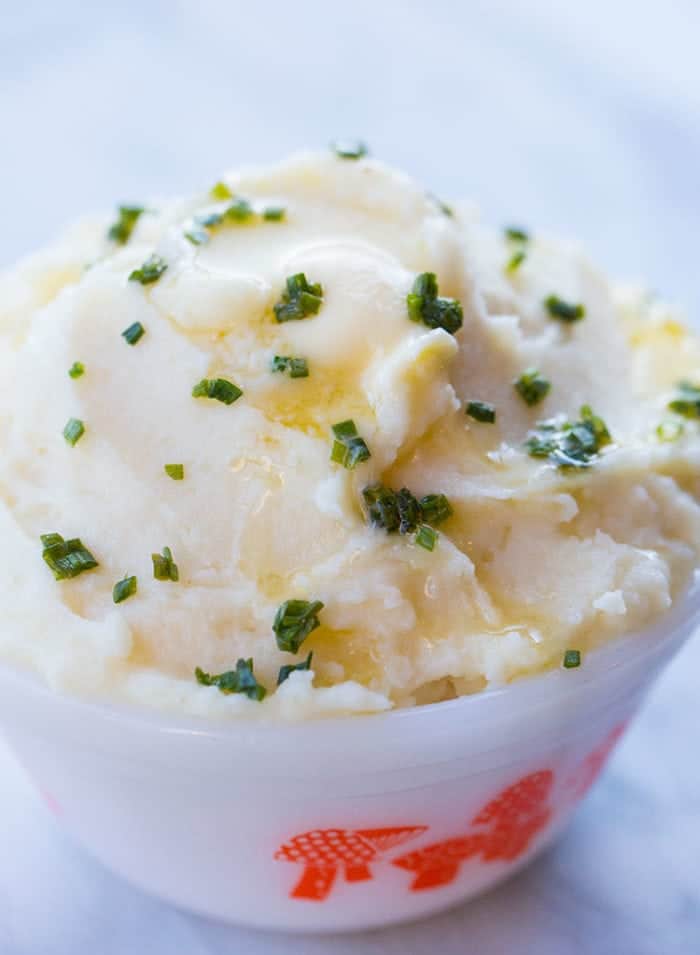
[331,140,368,159]
[210,181,233,200]
[514,368,551,407]
[113,574,137,604]
[274,273,323,322]
[415,524,438,551]
[427,193,454,216]
[563,649,581,669]
[184,226,210,246]
[544,295,586,323]
[668,380,700,419]
[192,378,243,405]
[406,272,463,335]
[68,361,85,379]
[525,405,611,469]
[362,485,452,535]
[271,355,309,378]
[224,198,254,222]
[466,400,496,423]
[107,205,145,245]
[505,226,529,243]
[273,599,324,654]
[263,206,286,221]
[164,463,184,480]
[121,321,145,345]
[277,651,314,686]
[330,419,371,469]
[128,254,167,285]
[152,546,179,582]
[196,658,267,701]
[41,533,98,580]
[63,418,85,447]
[506,249,526,273]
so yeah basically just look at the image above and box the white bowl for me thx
[0,580,698,933]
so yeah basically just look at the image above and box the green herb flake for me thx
[192,378,243,405]
[656,419,684,442]
[164,463,184,481]
[362,484,452,536]
[152,546,179,582]
[277,651,314,686]
[196,658,267,701]
[263,206,286,221]
[128,254,168,285]
[668,380,700,419]
[210,181,233,200]
[63,418,85,447]
[331,140,368,160]
[525,405,612,470]
[41,533,98,580]
[330,419,371,469]
[466,400,496,423]
[506,249,527,273]
[514,368,551,407]
[505,226,529,243]
[184,226,210,246]
[544,295,586,323]
[224,198,254,222]
[415,524,438,551]
[274,273,324,322]
[273,599,324,654]
[113,574,137,604]
[271,355,309,378]
[563,649,581,669]
[121,321,145,345]
[428,193,453,217]
[68,361,85,380]
[406,272,463,335]
[108,205,145,245]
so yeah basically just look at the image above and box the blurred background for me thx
[1,2,699,953]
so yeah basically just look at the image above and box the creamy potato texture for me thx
[1,150,700,719]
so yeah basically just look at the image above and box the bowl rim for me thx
[1,573,699,745]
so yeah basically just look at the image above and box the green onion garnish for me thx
[466,400,496,423]
[415,525,438,551]
[668,380,700,419]
[113,575,137,604]
[164,464,184,481]
[277,651,314,686]
[362,485,452,535]
[406,272,463,335]
[41,533,98,580]
[263,206,286,221]
[224,198,254,222]
[271,355,309,378]
[274,273,324,322]
[122,321,145,345]
[152,546,179,582]
[505,250,526,273]
[331,140,368,159]
[330,419,371,469]
[525,405,611,469]
[656,419,684,442]
[514,368,551,407]
[63,418,85,446]
[505,226,529,243]
[192,378,243,405]
[107,205,145,245]
[273,599,324,654]
[563,649,581,669]
[210,181,233,200]
[544,295,586,323]
[428,193,454,216]
[128,254,168,285]
[68,361,85,379]
[196,659,267,701]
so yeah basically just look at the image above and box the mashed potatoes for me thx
[1,148,700,719]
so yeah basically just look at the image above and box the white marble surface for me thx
[1,1,700,952]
